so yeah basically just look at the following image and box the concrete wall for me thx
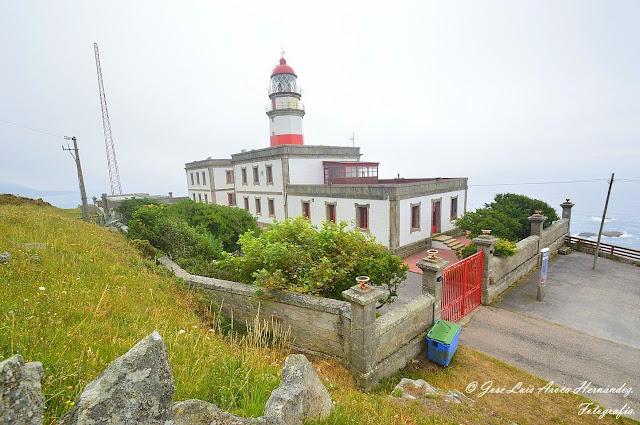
[288,157,357,185]
[159,257,352,360]
[485,219,569,303]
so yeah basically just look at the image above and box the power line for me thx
[469,179,608,187]
[0,116,66,138]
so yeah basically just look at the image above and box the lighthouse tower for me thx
[266,56,305,146]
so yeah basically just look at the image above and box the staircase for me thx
[432,234,465,251]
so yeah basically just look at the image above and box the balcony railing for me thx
[265,102,305,113]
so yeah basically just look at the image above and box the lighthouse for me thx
[266,56,305,146]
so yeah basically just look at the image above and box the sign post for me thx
[537,248,550,301]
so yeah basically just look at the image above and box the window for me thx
[253,166,259,185]
[346,166,356,178]
[326,203,336,223]
[255,198,262,215]
[190,173,194,185]
[198,193,202,202]
[241,168,247,185]
[268,199,275,217]
[451,197,458,221]
[202,172,206,185]
[228,193,235,206]
[266,165,273,185]
[302,201,311,219]
[356,205,369,230]
[192,193,196,201]
[411,204,420,231]
[204,194,208,204]
[226,170,233,184]
[196,172,200,185]
[244,197,249,211]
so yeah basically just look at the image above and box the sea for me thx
[4,179,639,251]
[467,180,640,251]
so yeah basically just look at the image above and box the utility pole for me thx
[593,172,614,270]
[63,136,90,222]
[348,132,355,147]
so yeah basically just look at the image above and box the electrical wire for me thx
[469,179,608,187]
[0,116,66,138]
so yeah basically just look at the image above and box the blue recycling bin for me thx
[426,319,461,366]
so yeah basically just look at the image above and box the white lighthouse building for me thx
[267,57,305,146]
[185,55,468,257]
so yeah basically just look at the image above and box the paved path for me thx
[461,252,640,419]
[461,306,639,418]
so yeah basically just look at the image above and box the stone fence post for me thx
[342,284,385,389]
[560,199,575,234]
[528,212,547,238]
[416,256,449,322]
[473,234,498,305]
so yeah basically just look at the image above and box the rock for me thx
[0,252,11,264]
[578,232,596,237]
[29,256,41,263]
[263,354,332,425]
[393,378,440,400]
[444,389,475,404]
[558,247,571,255]
[602,231,623,237]
[0,354,45,425]
[57,331,175,425]
[173,399,256,425]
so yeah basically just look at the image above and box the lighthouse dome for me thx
[271,57,296,77]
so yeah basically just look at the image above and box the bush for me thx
[127,204,223,262]
[164,200,259,252]
[116,198,160,225]
[129,238,157,260]
[213,217,408,307]
[494,239,517,257]
[455,193,559,241]
[457,239,517,259]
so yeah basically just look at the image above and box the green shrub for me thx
[116,197,160,225]
[214,217,408,306]
[455,193,559,241]
[129,238,157,260]
[494,238,517,257]
[457,242,478,259]
[164,200,259,252]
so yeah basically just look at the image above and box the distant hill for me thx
[0,182,79,208]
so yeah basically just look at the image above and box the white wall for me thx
[287,195,390,247]
[234,159,284,192]
[398,189,466,247]
[240,194,286,225]
[288,155,360,185]
[186,168,210,191]
[271,115,303,135]
[212,166,234,191]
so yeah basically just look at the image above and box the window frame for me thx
[326,202,337,224]
[410,202,421,232]
[252,166,260,185]
[268,198,275,217]
[450,196,458,221]
[255,197,262,215]
[355,203,370,231]
[226,170,234,184]
[241,168,248,185]
[301,200,311,219]
[243,196,250,211]
[227,193,235,206]
[266,165,274,185]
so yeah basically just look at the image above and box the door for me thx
[432,201,441,234]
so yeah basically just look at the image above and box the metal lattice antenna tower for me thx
[94,42,123,195]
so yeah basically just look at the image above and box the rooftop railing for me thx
[265,102,305,112]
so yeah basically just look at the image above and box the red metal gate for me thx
[441,251,483,322]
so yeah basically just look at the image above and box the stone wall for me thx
[479,216,571,304]
[159,258,352,361]
[160,257,440,389]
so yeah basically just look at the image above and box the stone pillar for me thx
[416,256,449,322]
[473,234,498,305]
[528,213,547,237]
[101,193,110,215]
[342,284,385,389]
[168,192,173,201]
[560,199,575,234]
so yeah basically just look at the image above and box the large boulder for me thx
[262,355,331,425]
[57,330,175,425]
[173,399,257,425]
[0,354,45,425]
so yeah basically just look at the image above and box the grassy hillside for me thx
[0,202,286,423]
[1,200,636,425]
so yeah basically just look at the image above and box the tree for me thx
[116,197,160,225]
[214,217,409,307]
[456,193,559,241]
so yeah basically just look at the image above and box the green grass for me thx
[0,203,287,424]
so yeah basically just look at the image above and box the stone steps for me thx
[432,233,465,251]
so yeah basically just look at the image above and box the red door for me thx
[432,201,441,234]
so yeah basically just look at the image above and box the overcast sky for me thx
[1,1,638,201]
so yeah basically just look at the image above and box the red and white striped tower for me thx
[266,56,305,146]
